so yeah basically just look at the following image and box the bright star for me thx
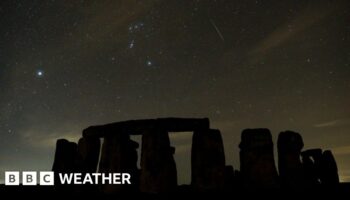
[147,60,152,66]
[36,70,44,77]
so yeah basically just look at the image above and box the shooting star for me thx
[210,19,225,42]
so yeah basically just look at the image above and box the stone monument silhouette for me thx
[52,117,339,193]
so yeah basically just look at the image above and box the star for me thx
[36,70,44,77]
[129,40,135,49]
[128,22,145,33]
[146,60,152,66]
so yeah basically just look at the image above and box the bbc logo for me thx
[5,171,54,186]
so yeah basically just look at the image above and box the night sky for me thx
[1,0,350,184]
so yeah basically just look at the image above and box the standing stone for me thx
[140,129,177,193]
[239,129,279,188]
[52,139,78,190]
[320,150,339,185]
[224,166,235,191]
[301,149,322,186]
[191,129,226,191]
[99,133,139,193]
[77,137,101,173]
[278,131,305,187]
[52,139,78,173]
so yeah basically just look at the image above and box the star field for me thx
[0,0,350,184]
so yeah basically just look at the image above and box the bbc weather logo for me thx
[5,171,131,185]
[5,171,54,186]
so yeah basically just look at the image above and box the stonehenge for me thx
[77,137,101,173]
[140,129,177,193]
[51,117,340,193]
[52,139,78,173]
[239,129,279,188]
[98,134,139,193]
[301,149,323,185]
[191,129,226,191]
[320,150,339,186]
[278,131,305,187]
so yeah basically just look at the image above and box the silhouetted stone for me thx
[52,139,79,191]
[234,170,242,188]
[50,116,345,193]
[301,149,322,185]
[83,118,209,137]
[191,129,225,191]
[224,166,235,190]
[320,150,339,185]
[278,131,305,187]
[140,129,177,193]
[52,139,78,173]
[77,137,101,173]
[99,133,139,193]
[239,129,279,188]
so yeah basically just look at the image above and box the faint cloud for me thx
[314,120,338,128]
[212,120,241,132]
[340,176,350,183]
[332,146,350,156]
[20,124,82,149]
[250,2,336,62]
[339,170,350,182]
[314,118,350,128]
